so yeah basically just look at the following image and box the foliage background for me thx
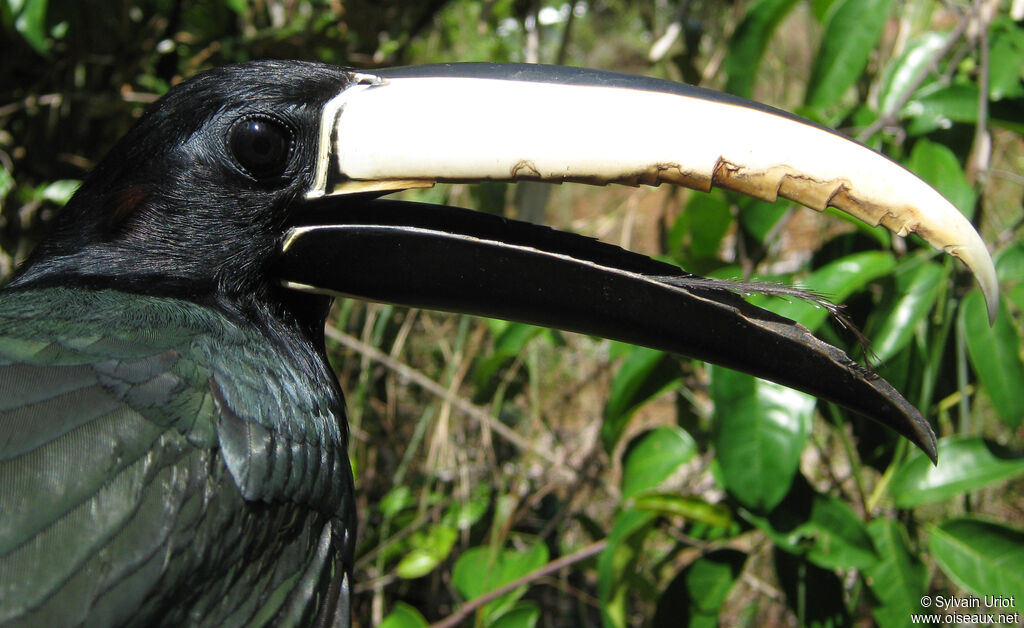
[3,0,1023,626]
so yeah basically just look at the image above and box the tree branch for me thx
[325,324,564,467]
[429,541,607,628]
[856,11,971,143]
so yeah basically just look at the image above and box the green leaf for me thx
[223,0,248,16]
[903,82,979,135]
[750,251,896,330]
[452,541,549,622]
[488,603,540,628]
[380,485,414,517]
[27,179,80,206]
[601,347,680,453]
[961,291,1024,428]
[877,32,949,116]
[737,196,789,243]
[11,0,49,54]
[443,483,491,529]
[724,0,802,98]
[622,426,696,500]
[805,0,893,109]
[1011,283,1024,315]
[988,19,1024,101]
[0,163,14,199]
[743,477,879,570]
[679,191,733,262]
[598,508,656,628]
[632,493,733,528]
[930,518,1024,602]
[890,437,1024,507]
[473,321,543,389]
[652,550,747,628]
[906,139,977,219]
[379,602,429,628]
[710,366,813,511]
[870,261,945,363]
[810,0,840,22]
[865,519,927,628]
[396,524,458,579]
[996,241,1024,285]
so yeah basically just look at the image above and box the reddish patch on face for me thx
[109,185,149,226]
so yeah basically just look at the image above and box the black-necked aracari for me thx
[0,61,997,627]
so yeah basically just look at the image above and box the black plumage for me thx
[2,62,356,627]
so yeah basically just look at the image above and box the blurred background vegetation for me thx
[3,0,1024,626]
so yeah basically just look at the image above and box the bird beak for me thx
[279,64,1001,461]
[303,64,997,317]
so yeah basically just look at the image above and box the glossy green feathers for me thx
[0,287,352,627]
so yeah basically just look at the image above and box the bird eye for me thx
[229,115,293,179]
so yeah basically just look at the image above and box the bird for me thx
[0,61,997,627]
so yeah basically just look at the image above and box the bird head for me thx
[13,61,350,301]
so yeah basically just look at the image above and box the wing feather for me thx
[0,287,352,627]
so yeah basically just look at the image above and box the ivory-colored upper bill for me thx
[307,66,998,321]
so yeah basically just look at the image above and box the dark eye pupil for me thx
[230,117,291,179]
